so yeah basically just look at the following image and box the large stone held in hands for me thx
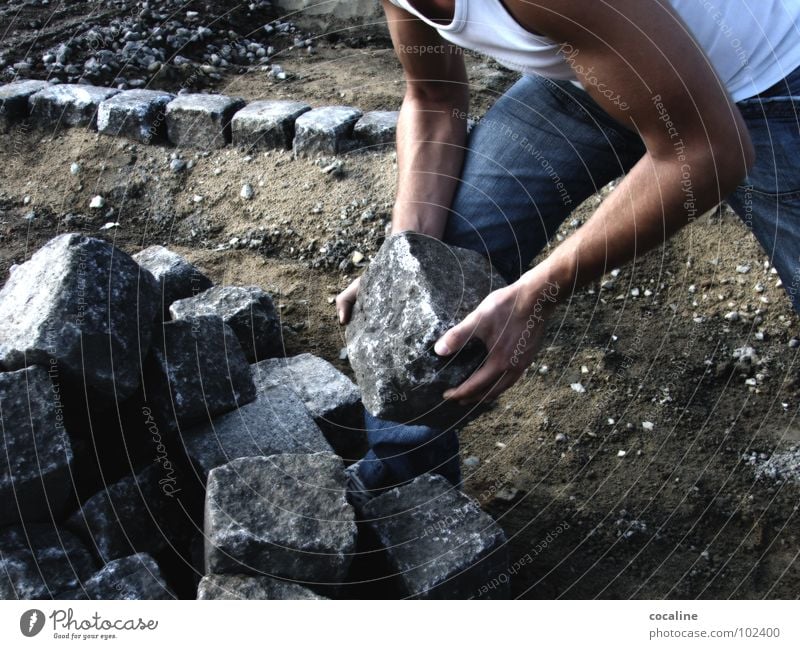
[181,381,331,481]
[97,89,175,143]
[0,366,73,525]
[346,232,506,424]
[293,105,362,155]
[252,354,364,459]
[169,286,282,362]
[363,473,509,599]
[60,553,174,599]
[29,83,119,129]
[197,574,325,600]
[165,93,245,149]
[0,233,160,400]
[145,315,256,430]
[0,525,96,599]
[231,99,311,151]
[204,454,356,584]
[133,245,212,316]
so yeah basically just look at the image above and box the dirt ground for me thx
[1,38,799,599]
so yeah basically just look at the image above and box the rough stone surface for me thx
[363,473,509,599]
[293,105,363,156]
[197,574,325,600]
[29,84,119,129]
[0,233,160,400]
[133,245,212,316]
[165,93,246,149]
[353,110,399,147]
[0,525,96,599]
[145,315,256,430]
[204,454,356,583]
[181,381,331,480]
[0,366,73,525]
[169,286,281,362]
[97,89,175,143]
[252,354,364,458]
[231,99,311,150]
[346,232,506,424]
[65,464,189,563]
[61,553,174,599]
[0,80,50,131]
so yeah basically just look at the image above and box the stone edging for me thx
[0,79,399,156]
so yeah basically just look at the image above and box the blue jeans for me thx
[358,66,800,491]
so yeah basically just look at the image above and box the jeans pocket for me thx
[739,100,800,199]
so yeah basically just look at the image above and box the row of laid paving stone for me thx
[0,80,398,154]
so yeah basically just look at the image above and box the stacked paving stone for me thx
[1,79,399,153]
[363,474,509,599]
[0,233,510,600]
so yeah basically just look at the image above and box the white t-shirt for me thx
[387,0,800,101]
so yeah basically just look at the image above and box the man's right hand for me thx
[335,276,360,325]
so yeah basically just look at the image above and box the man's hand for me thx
[434,276,560,406]
[335,277,360,325]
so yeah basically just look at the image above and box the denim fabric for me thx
[358,66,800,490]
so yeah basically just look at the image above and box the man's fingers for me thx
[442,361,505,404]
[434,311,481,357]
[335,294,353,325]
[335,279,360,325]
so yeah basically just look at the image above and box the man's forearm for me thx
[391,90,469,238]
[526,151,746,300]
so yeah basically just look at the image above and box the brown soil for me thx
[1,40,798,599]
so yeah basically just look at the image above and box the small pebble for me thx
[89,195,105,209]
[240,183,254,200]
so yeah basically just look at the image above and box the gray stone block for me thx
[169,286,281,362]
[181,382,331,481]
[0,233,160,400]
[165,93,246,149]
[363,473,509,599]
[0,525,96,599]
[133,245,212,317]
[293,105,363,155]
[346,232,506,425]
[97,89,175,143]
[29,84,119,129]
[197,574,325,600]
[251,354,364,459]
[60,553,174,600]
[353,110,399,147]
[65,464,190,563]
[231,99,311,151]
[0,80,49,131]
[0,366,73,525]
[204,454,357,583]
[145,316,256,430]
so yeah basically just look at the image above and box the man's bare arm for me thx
[437,0,756,404]
[506,0,755,294]
[336,0,469,323]
[382,0,469,237]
